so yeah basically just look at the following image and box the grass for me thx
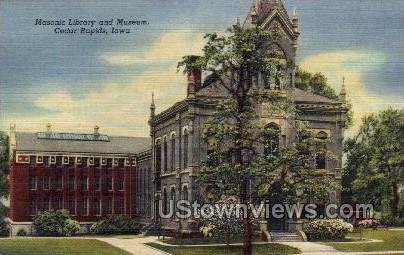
[326,229,404,252]
[147,242,300,255]
[0,238,130,255]
[161,236,262,245]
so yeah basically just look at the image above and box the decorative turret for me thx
[339,77,347,102]
[150,92,156,119]
[251,3,258,25]
[292,7,299,33]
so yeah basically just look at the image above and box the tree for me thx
[178,24,339,255]
[0,131,9,219]
[295,68,338,100]
[343,108,404,217]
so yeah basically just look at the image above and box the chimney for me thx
[46,123,52,133]
[9,124,17,160]
[94,125,100,135]
[187,69,202,98]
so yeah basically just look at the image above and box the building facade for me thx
[8,125,151,235]
[8,0,348,237]
[149,0,348,235]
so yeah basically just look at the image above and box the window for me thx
[94,158,100,167]
[81,176,88,190]
[264,123,280,156]
[107,198,113,214]
[94,176,101,191]
[116,198,124,215]
[183,130,189,168]
[162,188,168,215]
[107,176,113,190]
[43,197,50,212]
[182,186,189,200]
[29,176,37,190]
[117,176,124,191]
[80,198,88,216]
[68,176,75,190]
[170,187,176,218]
[55,176,62,190]
[171,135,176,171]
[118,158,125,168]
[163,138,168,172]
[43,156,49,166]
[155,141,161,189]
[106,158,113,168]
[82,157,88,167]
[316,131,328,169]
[54,197,63,210]
[68,157,75,167]
[43,176,49,190]
[29,156,36,166]
[68,198,76,215]
[94,198,101,216]
[29,199,37,215]
[56,156,62,167]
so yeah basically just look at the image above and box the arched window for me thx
[163,137,168,172]
[162,187,168,214]
[182,186,189,201]
[170,187,176,218]
[316,131,328,169]
[183,129,189,169]
[155,140,161,188]
[265,43,287,90]
[264,123,280,156]
[171,134,176,171]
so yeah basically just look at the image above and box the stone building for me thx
[149,0,348,235]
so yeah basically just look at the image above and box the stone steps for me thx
[270,232,303,242]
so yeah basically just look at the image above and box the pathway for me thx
[96,236,167,255]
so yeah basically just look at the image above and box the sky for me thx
[0,0,403,137]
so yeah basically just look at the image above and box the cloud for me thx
[4,32,206,137]
[101,31,205,65]
[299,50,404,136]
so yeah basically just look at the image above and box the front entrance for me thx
[267,216,287,232]
[265,182,289,232]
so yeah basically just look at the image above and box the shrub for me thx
[16,229,27,236]
[33,210,80,236]
[380,215,404,227]
[0,218,8,237]
[90,215,140,235]
[304,219,353,241]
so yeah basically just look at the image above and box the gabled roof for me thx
[244,0,291,28]
[15,132,150,155]
[293,88,340,104]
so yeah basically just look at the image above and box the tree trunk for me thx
[241,177,252,255]
[391,182,400,217]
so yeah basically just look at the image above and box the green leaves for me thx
[343,108,404,216]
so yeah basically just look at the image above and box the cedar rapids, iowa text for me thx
[34,18,149,35]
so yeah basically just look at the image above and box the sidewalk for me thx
[96,236,167,255]
[96,236,404,255]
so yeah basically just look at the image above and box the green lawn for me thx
[161,236,262,245]
[146,243,300,255]
[326,229,404,252]
[0,238,130,255]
